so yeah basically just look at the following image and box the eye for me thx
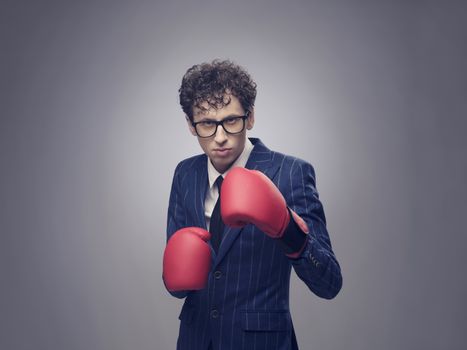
[224,117,239,125]
[200,121,215,127]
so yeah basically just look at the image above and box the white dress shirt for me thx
[204,138,254,231]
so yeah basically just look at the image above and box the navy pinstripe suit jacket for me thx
[165,138,342,350]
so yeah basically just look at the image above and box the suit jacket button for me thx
[214,270,222,279]
[211,309,219,319]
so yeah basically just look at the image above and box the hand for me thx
[220,167,291,238]
[163,227,211,291]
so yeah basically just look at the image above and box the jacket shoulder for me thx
[270,150,315,173]
[173,153,207,176]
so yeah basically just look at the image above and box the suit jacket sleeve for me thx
[285,160,343,299]
[164,161,190,299]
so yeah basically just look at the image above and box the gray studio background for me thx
[1,1,466,349]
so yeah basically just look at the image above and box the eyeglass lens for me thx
[196,117,245,137]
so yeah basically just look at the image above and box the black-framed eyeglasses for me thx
[191,113,250,138]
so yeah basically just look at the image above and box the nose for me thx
[214,124,228,143]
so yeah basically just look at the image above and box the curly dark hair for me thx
[179,59,257,121]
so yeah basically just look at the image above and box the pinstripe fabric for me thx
[166,138,342,350]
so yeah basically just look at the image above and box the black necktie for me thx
[210,176,224,253]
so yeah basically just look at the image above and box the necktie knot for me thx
[215,175,223,191]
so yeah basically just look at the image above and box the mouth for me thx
[213,148,232,156]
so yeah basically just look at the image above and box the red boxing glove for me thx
[163,227,211,292]
[221,167,291,238]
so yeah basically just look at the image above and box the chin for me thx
[215,159,233,173]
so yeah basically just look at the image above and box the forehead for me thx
[193,95,244,120]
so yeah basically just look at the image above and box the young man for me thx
[163,60,342,350]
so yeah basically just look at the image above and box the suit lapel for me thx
[212,138,280,270]
[193,155,209,230]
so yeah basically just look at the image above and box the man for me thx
[163,59,342,350]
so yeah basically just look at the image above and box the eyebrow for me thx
[197,114,243,122]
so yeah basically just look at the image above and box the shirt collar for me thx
[207,138,254,189]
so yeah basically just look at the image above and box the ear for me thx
[246,107,255,130]
[186,115,197,136]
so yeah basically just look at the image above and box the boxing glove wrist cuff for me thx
[277,208,309,258]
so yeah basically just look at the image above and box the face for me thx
[187,95,255,174]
